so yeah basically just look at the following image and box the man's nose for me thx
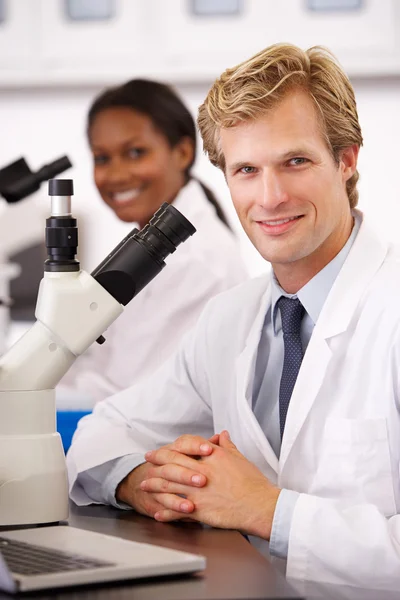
[260,169,288,209]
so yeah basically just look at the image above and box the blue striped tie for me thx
[278,296,305,439]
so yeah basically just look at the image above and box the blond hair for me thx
[198,43,363,208]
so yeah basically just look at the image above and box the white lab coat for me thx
[67,209,400,589]
[59,179,247,405]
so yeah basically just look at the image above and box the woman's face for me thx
[90,107,193,226]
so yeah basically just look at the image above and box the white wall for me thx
[354,78,400,241]
[0,77,399,278]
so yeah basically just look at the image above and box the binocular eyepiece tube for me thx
[92,202,196,305]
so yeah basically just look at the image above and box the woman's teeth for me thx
[112,189,141,203]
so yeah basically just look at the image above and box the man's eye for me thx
[289,157,308,166]
[240,166,255,174]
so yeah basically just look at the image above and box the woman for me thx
[60,79,247,405]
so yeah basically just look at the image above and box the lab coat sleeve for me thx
[287,493,400,589]
[66,299,216,505]
[71,455,145,507]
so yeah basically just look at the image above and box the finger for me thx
[147,463,206,487]
[154,508,198,523]
[140,477,190,496]
[137,494,166,518]
[145,447,207,469]
[218,430,237,450]
[170,434,214,457]
[150,492,195,514]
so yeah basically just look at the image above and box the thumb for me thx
[219,430,237,449]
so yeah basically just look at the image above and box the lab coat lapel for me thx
[235,282,279,474]
[279,211,389,473]
[278,326,332,472]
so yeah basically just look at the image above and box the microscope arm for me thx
[0,270,122,391]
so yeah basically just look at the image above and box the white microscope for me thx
[0,179,195,527]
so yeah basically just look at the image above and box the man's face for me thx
[221,89,357,289]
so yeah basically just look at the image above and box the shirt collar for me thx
[271,211,362,334]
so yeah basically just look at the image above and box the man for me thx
[67,44,400,588]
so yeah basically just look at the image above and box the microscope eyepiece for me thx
[150,202,196,245]
[135,203,196,262]
[48,179,74,197]
[45,178,79,273]
[92,202,196,306]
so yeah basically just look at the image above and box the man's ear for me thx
[340,144,359,182]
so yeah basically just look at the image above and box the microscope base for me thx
[0,390,69,526]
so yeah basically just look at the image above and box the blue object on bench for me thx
[57,410,92,452]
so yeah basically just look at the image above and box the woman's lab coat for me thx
[67,210,400,589]
[60,179,247,404]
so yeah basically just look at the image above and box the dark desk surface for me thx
[31,502,299,600]
[3,505,400,600]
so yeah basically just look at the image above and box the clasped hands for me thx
[116,431,281,539]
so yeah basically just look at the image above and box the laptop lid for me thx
[0,526,206,593]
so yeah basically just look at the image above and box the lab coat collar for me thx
[316,209,389,340]
[270,211,361,332]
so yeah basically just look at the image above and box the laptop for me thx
[0,525,206,593]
